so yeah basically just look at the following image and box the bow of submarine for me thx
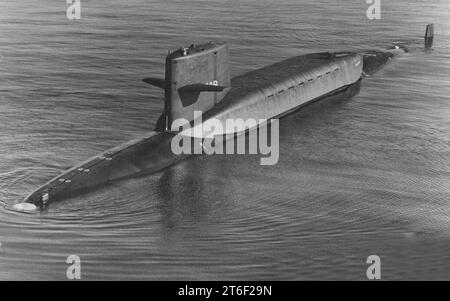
[23,131,188,207]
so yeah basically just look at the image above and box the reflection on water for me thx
[1,0,450,280]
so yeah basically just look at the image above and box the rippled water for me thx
[0,0,450,280]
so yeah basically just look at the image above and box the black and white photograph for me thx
[0,0,449,285]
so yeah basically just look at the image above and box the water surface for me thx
[0,0,449,280]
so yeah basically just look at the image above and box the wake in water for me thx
[0,168,52,212]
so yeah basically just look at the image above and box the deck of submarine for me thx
[206,52,355,116]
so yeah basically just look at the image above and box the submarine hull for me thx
[24,51,393,206]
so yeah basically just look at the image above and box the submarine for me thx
[19,25,434,209]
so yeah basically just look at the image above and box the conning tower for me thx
[143,42,231,131]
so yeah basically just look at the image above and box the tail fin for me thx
[144,42,231,131]
[425,24,434,49]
